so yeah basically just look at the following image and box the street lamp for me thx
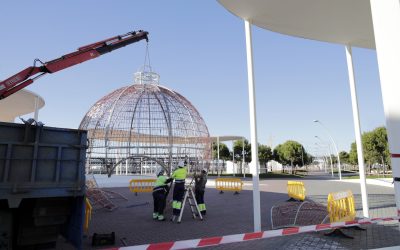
[313,120,342,180]
[313,145,329,173]
[315,137,334,177]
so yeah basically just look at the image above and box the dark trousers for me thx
[172,182,185,215]
[153,190,166,215]
[195,189,206,214]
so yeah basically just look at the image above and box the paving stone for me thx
[77,176,400,249]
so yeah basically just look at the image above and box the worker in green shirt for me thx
[152,169,172,221]
[171,160,187,219]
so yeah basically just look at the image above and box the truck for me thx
[0,30,149,249]
[0,121,87,249]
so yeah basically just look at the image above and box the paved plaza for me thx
[76,173,400,250]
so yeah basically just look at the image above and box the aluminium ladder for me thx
[175,184,203,223]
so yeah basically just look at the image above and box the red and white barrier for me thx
[105,215,400,250]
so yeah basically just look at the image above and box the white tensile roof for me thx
[218,0,375,49]
[0,90,45,122]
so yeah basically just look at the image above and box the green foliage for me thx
[347,126,390,168]
[339,151,350,164]
[349,142,358,165]
[233,139,251,163]
[364,127,390,167]
[304,153,314,165]
[258,144,272,167]
[212,142,231,161]
[273,140,307,167]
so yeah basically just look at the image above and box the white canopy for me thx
[218,0,375,49]
[0,90,45,122]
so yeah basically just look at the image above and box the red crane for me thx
[0,30,149,99]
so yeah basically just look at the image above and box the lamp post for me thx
[315,138,334,177]
[313,120,342,180]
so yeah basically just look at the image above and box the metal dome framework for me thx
[79,71,211,175]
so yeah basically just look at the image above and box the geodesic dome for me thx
[79,70,211,175]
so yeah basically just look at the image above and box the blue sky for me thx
[0,1,385,153]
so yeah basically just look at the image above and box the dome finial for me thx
[134,40,160,85]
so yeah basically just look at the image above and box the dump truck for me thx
[0,121,87,249]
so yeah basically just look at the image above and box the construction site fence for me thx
[327,190,356,223]
[129,179,156,195]
[215,178,243,194]
[287,181,306,201]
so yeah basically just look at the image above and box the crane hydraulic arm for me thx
[0,30,149,100]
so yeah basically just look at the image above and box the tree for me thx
[304,153,313,165]
[348,142,358,166]
[273,144,287,167]
[258,144,272,171]
[273,140,306,173]
[233,139,251,163]
[212,142,231,174]
[347,126,390,173]
[339,151,350,164]
[362,126,390,172]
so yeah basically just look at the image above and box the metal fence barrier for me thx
[129,179,156,195]
[287,181,306,201]
[327,190,355,223]
[215,178,243,194]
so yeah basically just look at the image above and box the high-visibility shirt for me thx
[155,176,168,187]
[153,176,171,192]
[172,167,187,183]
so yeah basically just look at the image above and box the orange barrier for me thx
[84,198,92,233]
[327,190,356,223]
[215,178,243,194]
[129,179,156,195]
[287,181,306,201]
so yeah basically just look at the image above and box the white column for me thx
[370,0,400,216]
[232,143,235,176]
[140,157,143,175]
[345,45,369,218]
[217,136,220,177]
[242,137,245,177]
[125,158,128,175]
[244,19,261,232]
[34,95,39,121]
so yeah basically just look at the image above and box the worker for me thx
[194,168,208,215]
[152,169,172,221]
[171,160,187,220]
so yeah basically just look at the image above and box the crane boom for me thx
[0,30,149,99]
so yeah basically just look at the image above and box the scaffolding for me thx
[79,70,211,175]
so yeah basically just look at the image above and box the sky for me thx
[0,1,386,154]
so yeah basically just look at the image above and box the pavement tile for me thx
[75,175,400,250]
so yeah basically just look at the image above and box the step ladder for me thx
[176,185,203,223]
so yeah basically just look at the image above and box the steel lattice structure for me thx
[79,71,211,175]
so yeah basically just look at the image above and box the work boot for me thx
[153,213,158,220]
[158,215,165,221]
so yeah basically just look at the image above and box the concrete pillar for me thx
[244,19,261,232]
[345,45,369,218]
[370,0,400,215]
